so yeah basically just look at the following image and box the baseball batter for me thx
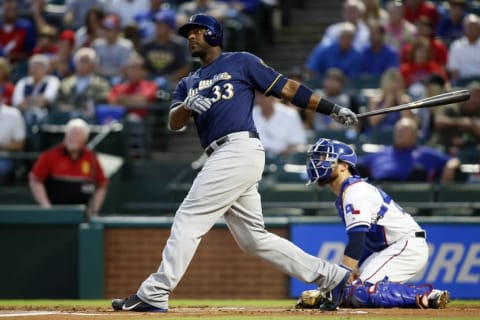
[112,14,358,312]
[296,138,450,309]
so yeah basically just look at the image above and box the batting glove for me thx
[330,105,358,126]
[183,95,212,114]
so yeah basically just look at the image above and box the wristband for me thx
[317,98,336,115]
[291,84,313,109]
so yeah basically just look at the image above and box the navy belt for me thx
[205,131,259,157]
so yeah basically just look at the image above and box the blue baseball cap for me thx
[154,9,177,30]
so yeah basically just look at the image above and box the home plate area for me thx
[0,305,478,319]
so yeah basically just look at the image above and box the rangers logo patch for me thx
[345,204,360,215]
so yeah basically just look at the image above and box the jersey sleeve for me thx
[341,182,383,233]
[241,52,286,97]
[30,151,52,182]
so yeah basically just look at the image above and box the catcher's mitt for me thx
[295,289,327,309]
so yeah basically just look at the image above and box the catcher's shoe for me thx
[428,290,450,309]
[319,269,351,311]
[111,294,168,312]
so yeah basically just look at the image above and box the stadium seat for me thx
[313,129,360,145]
[0,186,36,205]
[46,110,73,125]
[260,183,318,202]
[437,183,480,202]
[379,183,435,202]
[305,75,324,90]
[436,183,480,216]
[362,127,395,145]
[452,76,480,87]
[378,182,436,215]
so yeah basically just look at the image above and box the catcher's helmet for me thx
[178,13,223,47]
[306,138,358,185]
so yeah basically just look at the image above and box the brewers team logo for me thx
[81,161,91,175]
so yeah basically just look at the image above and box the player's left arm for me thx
[341,183,376,282]
[243,52,357,126]
[343,230,367,283]
[279,79,358,126]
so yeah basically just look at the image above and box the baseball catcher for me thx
[295,138,450,309]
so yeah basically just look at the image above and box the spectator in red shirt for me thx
[29,118,108,217]
[0,0,36,62]
[400,15,448,66]
[0,57,14,105]
[108,53,157,120]
[400,38,446,93]
[404,0,439,28]
[32,25,59,58]
[108,53,157,157]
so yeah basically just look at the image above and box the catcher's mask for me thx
[306,138,358,185]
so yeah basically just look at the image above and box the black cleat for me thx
[319,270,351,311]
[111,294,168,312]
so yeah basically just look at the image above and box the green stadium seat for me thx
[313,129,359,145]
[260,183,318,202]
[437,183,480,202]
[436,183,480,216]
[46,110,72,125]
[0,186,36,205]
[379,183,435,202]
[365,127,395,145]
[378,182,436,215]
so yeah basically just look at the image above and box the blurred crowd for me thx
[0,0,282,185]
[0,0,479,188]
[255,0,480,185]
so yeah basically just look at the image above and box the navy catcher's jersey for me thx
[171,52,285,148]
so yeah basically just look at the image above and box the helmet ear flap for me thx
[204,28,216,46]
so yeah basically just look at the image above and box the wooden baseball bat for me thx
[356,89,471,119]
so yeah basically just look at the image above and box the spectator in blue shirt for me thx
[356,117,461,183]
[134,0,174,44]
[359,20,400,78]
[305,22,363,79]
[437,0,467,46]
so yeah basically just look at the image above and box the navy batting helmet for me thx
[178,13,223,47]
[306,138,358,185]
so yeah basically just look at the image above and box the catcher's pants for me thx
[137,132,348,309]
[359,235,429,284]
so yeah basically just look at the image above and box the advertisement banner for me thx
[290,223,480,299]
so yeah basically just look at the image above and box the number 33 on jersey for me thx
[172,52,286,149]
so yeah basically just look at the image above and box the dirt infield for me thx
[1,305,479,319]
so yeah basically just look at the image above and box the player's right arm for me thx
[169,103,192,131]
[168,79,193,131]
[168,78,213,130]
